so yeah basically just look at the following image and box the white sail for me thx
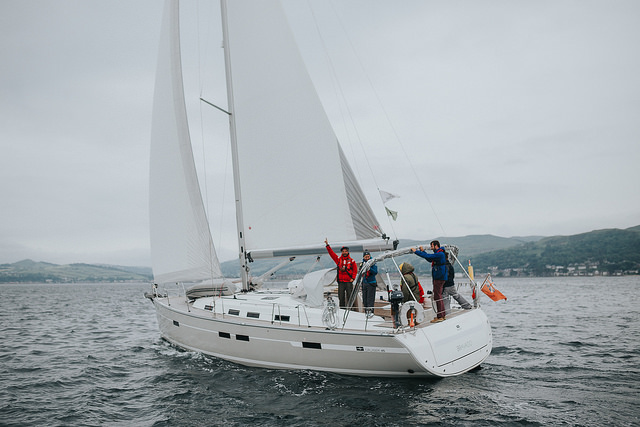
[224,0,386,257]
[149,0,222,284]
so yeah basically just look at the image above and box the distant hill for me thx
[220,234,547,278]
[0,260,153,283]
[6,226,637,282]
[404,235,546,258]
[220,227,639,278]
[470,226,640,276]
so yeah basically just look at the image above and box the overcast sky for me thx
[1,0,639,266]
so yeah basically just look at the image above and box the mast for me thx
[220,0,249,290]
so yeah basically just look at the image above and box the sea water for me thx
[1,276,639,426]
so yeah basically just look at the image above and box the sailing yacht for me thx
[146,0,492,377]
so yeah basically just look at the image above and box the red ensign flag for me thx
[481,276,507,302]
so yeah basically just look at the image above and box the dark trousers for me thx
[362,282,377,310]
[433,279,446,318]
[338,281,353,309]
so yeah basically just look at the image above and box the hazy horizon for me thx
[4,224,637,267]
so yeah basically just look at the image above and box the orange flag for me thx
[481,274,507,302]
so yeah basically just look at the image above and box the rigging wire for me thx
[305,2,393,231]
[191,1,226,281]
[304,4,360,176]
[217,142,231,258]
[197,2,234,276]
[195,1,210,219]
[194,1,218,283]
[188,0,235,276]
[314,0,447,238]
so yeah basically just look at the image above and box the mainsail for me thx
[223,0,387,257]
[149,1,222,284]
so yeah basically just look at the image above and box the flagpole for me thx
[449,251,479,307]
[378,188,399,240]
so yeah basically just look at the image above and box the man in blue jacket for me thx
[411,240,448,323]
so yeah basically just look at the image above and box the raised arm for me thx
[324,239,339,264]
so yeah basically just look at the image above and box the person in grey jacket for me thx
[399,262,421,304]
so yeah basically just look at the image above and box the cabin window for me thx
[247,312,260,319]
[173,320,180,327]
[236,335,250,341]
[219,332,231,339]
[204,305,213,311]
[228,309,240,316]
[302,342,321,349]
[274,315,290,322]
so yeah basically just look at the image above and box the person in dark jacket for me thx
[325,239,357,309]
[360,251,378,315]
[412,240,447,322]
[399,262,420,304]
[443,253,472,314]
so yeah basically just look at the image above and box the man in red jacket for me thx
[325,239,358,310]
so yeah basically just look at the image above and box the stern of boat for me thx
[395,308,492,376]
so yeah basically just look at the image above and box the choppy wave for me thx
[1,278,640,426]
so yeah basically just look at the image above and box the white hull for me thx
[150,292,492,378]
